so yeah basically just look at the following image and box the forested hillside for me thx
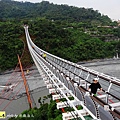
[29,19,120,62]
[0,20,24,71]
[0,0,120,72]
[0,0,111,24]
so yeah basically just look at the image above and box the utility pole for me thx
[17,55,32,109]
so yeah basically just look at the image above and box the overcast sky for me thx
[14,0,120,21]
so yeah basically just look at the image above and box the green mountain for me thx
[0,0,111,24]
[0,0,120,72]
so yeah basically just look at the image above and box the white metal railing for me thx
[24,26,98,120]
[24,25,120,120]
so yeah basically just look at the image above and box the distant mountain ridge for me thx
[1,0,119,72]
[0,0,111,23]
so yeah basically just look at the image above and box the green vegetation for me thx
[1,1,120,119]
[9,95,62,120]
[8,95,87,120]
[9,94,92,120]
[0,20,24,71]
[0,0,120,72]
[0,0,111,24]
[29,19,120,63]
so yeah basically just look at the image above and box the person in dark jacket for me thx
[88,78,102,96]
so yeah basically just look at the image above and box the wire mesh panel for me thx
[64,63,68,69]
[66,64,71,71]
[78,78,85,86]
[69,65,75,73]
[84,96,97,117]
[69,72,74,80]
[56,64,61,71]
[109,84,120,99]
[55,60,59,69]
[55,70,61,79]
[76,88,84,101]
[62,76,69,88]
[80,70,88,80]
[68,81,75,94]
[58,73,64,83]
[98,106,114,120]
[74,68,81,76]
[98,78,110,91]
[57,61,63,71]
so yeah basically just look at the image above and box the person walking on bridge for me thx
[88,78,102,96]
[43,53,46,60]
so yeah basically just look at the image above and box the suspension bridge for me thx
[0,25,120,120]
